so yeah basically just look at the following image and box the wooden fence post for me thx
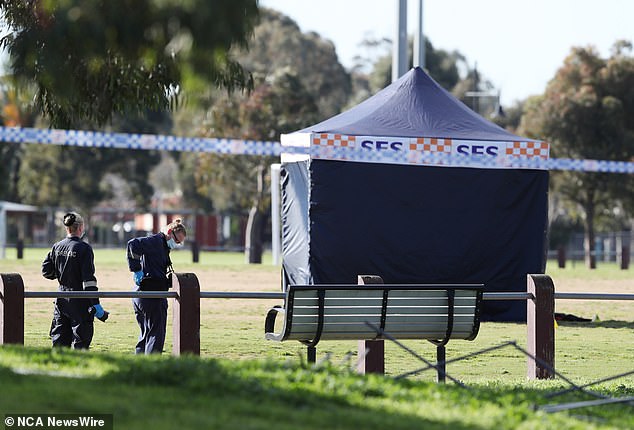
[621,246,630,270]
[527,274,555,379]
[0,273,25,345]
[357,275,385,375]
[191,240,200,264]
[172,273,200,355]
[557,247,566,269]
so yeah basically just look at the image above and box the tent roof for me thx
[295,67,528,142]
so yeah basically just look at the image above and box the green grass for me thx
[1,345,633,430]
[546,259,634,281]
[2,246,276,269]
[1,251,633,383]
[1,249,634,428]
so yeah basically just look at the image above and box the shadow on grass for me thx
[0,346,482,430]
[2,345,634,429]
[555,319,634,329]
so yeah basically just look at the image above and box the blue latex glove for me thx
[133,270,144,286]
[93,304,105,319]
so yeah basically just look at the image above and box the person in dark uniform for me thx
[127,218,186,354]
[42,212,108,349]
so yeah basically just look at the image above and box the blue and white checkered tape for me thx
[1,126,633,173]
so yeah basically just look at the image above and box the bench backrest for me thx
[268,284,483,347]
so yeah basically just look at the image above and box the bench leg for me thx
[436,345,446,383]
[307,346,316,363]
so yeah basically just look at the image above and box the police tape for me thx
[0,126,281,155]
[1,126,633,174]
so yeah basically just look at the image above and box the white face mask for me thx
[166,233,184,250]
[166,237,178,249]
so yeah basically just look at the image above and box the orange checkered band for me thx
[506,141,550,159]
[408,137,452,154]
[312,133,356,148]
[407,137,452,164]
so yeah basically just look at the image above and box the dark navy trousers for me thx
[50,298,94,349]
[133,297,168,354]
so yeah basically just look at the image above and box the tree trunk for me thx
[583,197,596,269]
[244,164,266,264]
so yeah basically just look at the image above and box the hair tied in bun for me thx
[63,213,76,227]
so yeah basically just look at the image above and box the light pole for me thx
[413,0,425,69]
[392,0,408,82]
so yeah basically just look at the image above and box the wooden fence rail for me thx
[3,272,632,380]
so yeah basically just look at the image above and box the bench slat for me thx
[291,313,476,325]
[286,325,476,340]
[294,286,476,299]
[294,298,383,307]
[291,305,477,316]
[293,289,478,299]
[265,283,483,346]
[293,297,476,308]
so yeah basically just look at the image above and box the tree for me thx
[188,70,320,263]
[0,0,258,127]
[0,83,31,202]
[360,37,464,96]
[16,109,169,214]
[520,41,634,268]
[174,8,350,261]
[236,8,351,118]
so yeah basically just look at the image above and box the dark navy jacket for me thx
[42,236,99,307]
[127,233,171,283]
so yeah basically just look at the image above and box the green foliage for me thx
[521,41,634,267]
[363,37,465,96]
[182,69,321,262]
[16,117,164,211]
[1,345,633,429]
[0,0,259,127]
[238,8,351,119]
[0,139,21,201]
[18,145,109,210]
[172,8,349,244]
[187,70,319,212]
[0,79,37,202]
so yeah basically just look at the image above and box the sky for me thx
[259,0,633,106]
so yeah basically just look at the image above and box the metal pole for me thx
[200,291,285,299]
[413,0,425,68]
[392,0,408,82]
[554,292,634,300]
[24,291,178,299]
[483,292,533,301]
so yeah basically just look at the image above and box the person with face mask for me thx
[126,218,186,354]
[42,211,108,349]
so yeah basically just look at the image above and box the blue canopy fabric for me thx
[295,66,529,142]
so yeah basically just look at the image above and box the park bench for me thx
[265,282,484,380]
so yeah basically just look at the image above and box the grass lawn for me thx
[2,248,632,382]
[1,345,633,430]
[0,249,634,429]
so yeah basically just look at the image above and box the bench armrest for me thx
[265,305,286,341]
